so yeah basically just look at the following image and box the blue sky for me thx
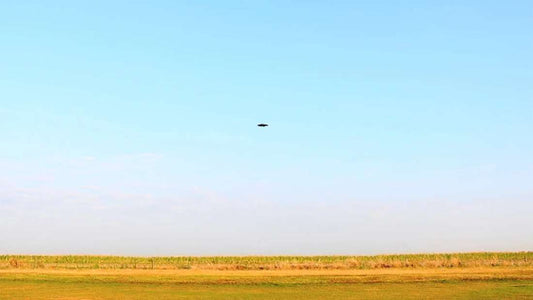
[1,1,532,255]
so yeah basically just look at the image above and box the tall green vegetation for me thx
[1,252,531,270]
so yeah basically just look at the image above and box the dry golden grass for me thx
[1,252,531,270]
[1,265,532,278]
[1,260,532,299]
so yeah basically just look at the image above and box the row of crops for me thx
[1,252,531,270]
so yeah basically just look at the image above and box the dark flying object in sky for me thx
[257,123,269,127]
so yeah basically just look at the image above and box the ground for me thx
[1,267,532,299]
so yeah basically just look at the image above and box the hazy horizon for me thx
[1,1,532,255]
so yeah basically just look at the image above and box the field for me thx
[1,252,532,299]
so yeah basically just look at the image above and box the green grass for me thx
[0,270,532,299]
[1,253,532,299]
[1,252,531,270]
[1,280,532,299]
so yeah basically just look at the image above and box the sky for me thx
[1,0,532,255]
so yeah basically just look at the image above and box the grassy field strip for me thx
[1,280,531,299]
[2,266,533,276]
[1,267,532,284]
[2,252,531,270]
[1,253,532,299]
[0,268,532,299]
